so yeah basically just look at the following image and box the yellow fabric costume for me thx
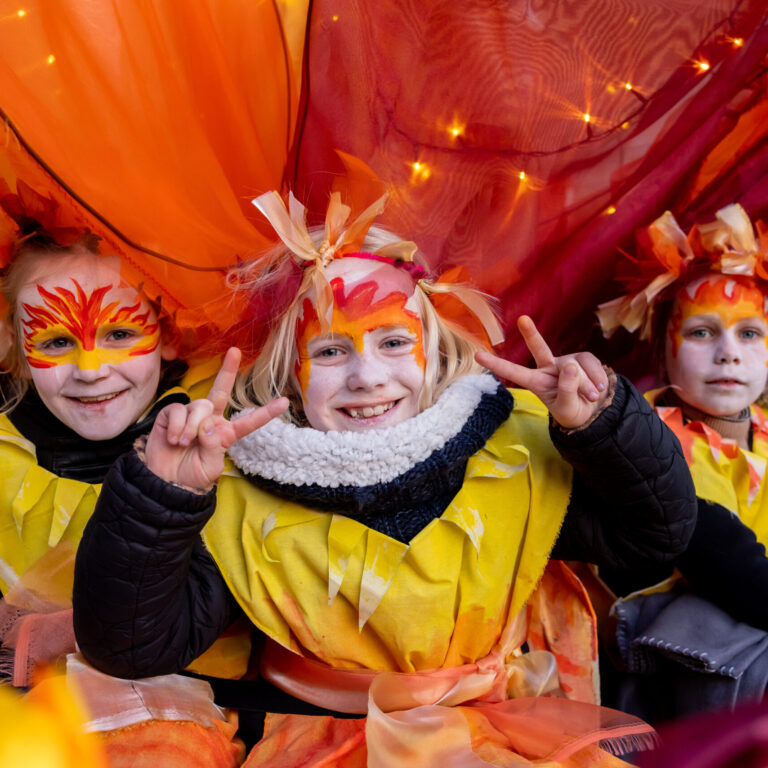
[0,412,98,597]
[647,388,768,549]
[0,385,248,681]
[206,388,571,672]
[204,390,641,767]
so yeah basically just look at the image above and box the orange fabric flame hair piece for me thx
[597,204,768,340]
[252,190,504,346]
[0,179,90,267]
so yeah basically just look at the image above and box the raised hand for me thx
[475,316,609,429]
[145,348,289,489]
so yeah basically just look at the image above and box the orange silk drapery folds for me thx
[0,0,306,356]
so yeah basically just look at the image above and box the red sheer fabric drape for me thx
[290,0,768,371]
[1,1,767,363]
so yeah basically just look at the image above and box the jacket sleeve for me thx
[73,449,242,679]
[550,374,697,569]
[676,499,768,631]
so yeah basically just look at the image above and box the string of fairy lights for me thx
[2,4,759,210]
[395,23,750,202]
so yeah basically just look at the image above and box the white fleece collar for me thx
[228,374,499,488]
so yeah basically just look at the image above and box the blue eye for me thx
[740,328,763,340]
[107,329,136,342]
[40,336,73,350]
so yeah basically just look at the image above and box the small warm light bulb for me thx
[410,160,430,182]
[696,60,710,72]
[519,171,526,181]
[583,113,591,123]
[332,14,339,21]
[624,82,632,90]
[17,9,26,17]
[606,205,617,215]
[447,120,465,139]
[621,121,630,130]
[46,54,55,64]
[732,37,744,48]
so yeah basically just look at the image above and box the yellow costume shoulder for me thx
[0,413,100,595]
[647,388,768,548]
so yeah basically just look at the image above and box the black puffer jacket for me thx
[73,374,697,680]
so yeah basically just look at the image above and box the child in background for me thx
[74,190,698,767]
[597,204,768,722]
[0,229,183,682]
[0,197,244,767]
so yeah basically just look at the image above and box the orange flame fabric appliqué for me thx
[22,281,160,369]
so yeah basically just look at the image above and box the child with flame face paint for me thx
[15,250,168,441]
[0,231,265,766]
[74,191,697,768]
[596,205,768,725]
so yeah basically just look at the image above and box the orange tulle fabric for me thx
[100,718,242,768]
[249,563,649,767]
[0,0,306,357]
[2,2,767,370]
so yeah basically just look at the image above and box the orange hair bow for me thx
[597,204,768,340]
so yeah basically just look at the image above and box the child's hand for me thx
[145,348,289,490]
[475,316,609,429]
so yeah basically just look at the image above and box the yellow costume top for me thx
[0,412,98,597]
[205,387,573,674]
[647,388,768,549]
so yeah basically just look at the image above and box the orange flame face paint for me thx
[295,276,425,396]
[668,275,768,357]
[21,281,160,369]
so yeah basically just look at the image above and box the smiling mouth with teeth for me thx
[343,401,397,419]
[69,392,123,403]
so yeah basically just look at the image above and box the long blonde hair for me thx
[232,225,493,424]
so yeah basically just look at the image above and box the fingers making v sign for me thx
[476,316,609,429]
[145,348,289,490]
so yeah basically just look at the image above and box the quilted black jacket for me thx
[74,375,698,679]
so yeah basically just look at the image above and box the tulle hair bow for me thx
[252,190,504,346]
[253,190,415,329]
[597,204,768,341]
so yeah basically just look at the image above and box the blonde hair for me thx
[232,225,491,424]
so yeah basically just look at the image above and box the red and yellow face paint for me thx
[667,275,768,357]
[294,274,425,396]
[21,280,160,370]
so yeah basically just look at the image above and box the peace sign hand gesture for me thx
[145,348,289,490]
[476,316,609,429]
